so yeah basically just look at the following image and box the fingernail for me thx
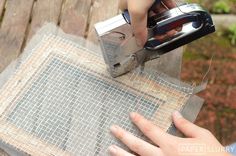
[110,125,119,133]
[130,112,137,120]
[173,111,182,119]
[108,145,117,154]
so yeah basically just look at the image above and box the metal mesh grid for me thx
[0,25,195,156]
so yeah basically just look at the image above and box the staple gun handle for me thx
[151,14,200,35]
[144,13,202,50]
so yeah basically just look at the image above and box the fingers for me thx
[119,0,176,12]
[119,0,127,11]
[108,145,135,156]
[128,5,148,46]
[166,29,177,37]
[119,0,179,46]
[154,34,168,40]
[162,0,177,8]
[152,0,176,13]
[110,125,161,155]
[126,0,155,46]
[172,111,205,138]
[130,112,173,147]
[175,26,182,32]
[154,29,177,41]
[152,2,167,14]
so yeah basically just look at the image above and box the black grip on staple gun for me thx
[123,5,200,34]
[150,14,200,35]
[122,0,200,43]
[144,13,202,48]
[122,1,214,52]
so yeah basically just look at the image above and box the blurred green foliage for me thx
[212,1,231,14]
[227,24,236,45]
[186,0,236,14]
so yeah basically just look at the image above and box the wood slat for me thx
[0,0,6,21]
[27,0,64,41]
[86,0,119,43]
[0,121,71,156]
[0,27,185,155]
[60,0,92,37]
[0,0,34,72]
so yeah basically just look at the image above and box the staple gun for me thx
[95,0,215,77]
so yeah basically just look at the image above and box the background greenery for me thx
[186,0,236,14]
[181,0,236,145]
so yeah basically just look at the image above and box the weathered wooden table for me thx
[0,0,183,77]
[0,0,183,155]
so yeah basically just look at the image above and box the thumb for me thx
[127,0,153,47]
[172,111,203,138]
[129,8,148,47]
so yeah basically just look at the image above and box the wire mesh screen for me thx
[0,24,199,156]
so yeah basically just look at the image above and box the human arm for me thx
[108,111,232,156]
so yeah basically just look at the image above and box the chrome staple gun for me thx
[95,1,215,77]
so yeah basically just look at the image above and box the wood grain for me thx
[27,0,64,41]
[0,0,183,78]
[0,1,185,155]
[0,0,34,72]
[86,0,119,43]
[0,121,71,156]
[0,0,6,21]
[60,0,92,37]
[0,31,178,155]
[0,148,9,156]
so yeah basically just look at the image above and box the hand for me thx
[119,0,177,46]
[108,111,232,156]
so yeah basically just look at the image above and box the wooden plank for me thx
[27,0,64,41]
[0,0,6,20]
[0,132,31,156]
[0,148,9,156]
[0,25,190,155]
[86,0,119,43]
[0,0,34,72]
[0,27,185,124]
[0,121,71,156]
[60,0,92,37]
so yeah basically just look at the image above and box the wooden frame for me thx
[0,25,191,156]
